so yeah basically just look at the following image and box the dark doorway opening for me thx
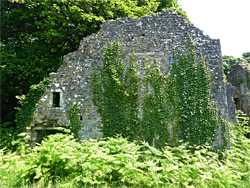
[35,129,66,143]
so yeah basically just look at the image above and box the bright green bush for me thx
[1,121,249,187]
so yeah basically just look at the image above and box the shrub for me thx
[0,121,249,188]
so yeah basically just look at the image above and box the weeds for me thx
[0,121,249,188]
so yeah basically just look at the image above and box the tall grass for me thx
[0,122,249,187]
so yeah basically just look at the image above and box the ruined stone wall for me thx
[227,61,250,118]
[30,10,231,144]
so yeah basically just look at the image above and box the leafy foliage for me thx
[92,43,140,140]
[69,102,81,140]
[15,78,50,133]
[242,52,250,64]
[142,61,170,147]
[0,118,249,187]
[246,71,250,90]
[0,122,17,150]
[171,47,219,146]
[137,0,190,22]
[222,55,241,75]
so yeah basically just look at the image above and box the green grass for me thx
[0,124,249,188]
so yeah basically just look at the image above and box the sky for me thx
[178,0,250,58]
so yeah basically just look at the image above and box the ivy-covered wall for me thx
[29,10,233,146]
[92,43,225,148]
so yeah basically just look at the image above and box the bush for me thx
[0,122,249,187]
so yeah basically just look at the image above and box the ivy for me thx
[246,71,250,90]
[171,46,218,146]
[142,60,170,147]
[92,42,140,140]
[15,78,49,133]
[93,42,225,148]
[69,102,81,141]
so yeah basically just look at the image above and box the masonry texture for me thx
[227,61,250,137]
[29,10,233,145]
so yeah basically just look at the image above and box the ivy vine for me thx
[170,45,218,146]
[69,102,81,140]
[15,78,50,133]
[92,42,140,141]
[92,42,225,148]
[142,60,170,147]
[246,71,250,90]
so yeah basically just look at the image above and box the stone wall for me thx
[227,61,250,137]
[29,10,232,145]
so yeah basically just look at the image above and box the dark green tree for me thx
[137,0,190,21]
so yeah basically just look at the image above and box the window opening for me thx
[169,57,174,65]
[234,98,240,111]
[53,92,60,107]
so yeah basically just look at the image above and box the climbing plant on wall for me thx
[142,61,170,147]
[69,102,81,141]
[92,42,224,148]
[246,71,250,90]
[170,46,219,146]
[15,78,50,133]
[92,43,140,140]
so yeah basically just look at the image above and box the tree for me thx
[242,52,250,64]
[156,0,190,22]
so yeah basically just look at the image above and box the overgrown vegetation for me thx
[15,78,50,133]
[92,43,224,148]
[92,43,140,140]
[246,71,250,90]
[171,47,221,146]
[0,117,249,187]
[69,102,81,140]
[0,78,49,150]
